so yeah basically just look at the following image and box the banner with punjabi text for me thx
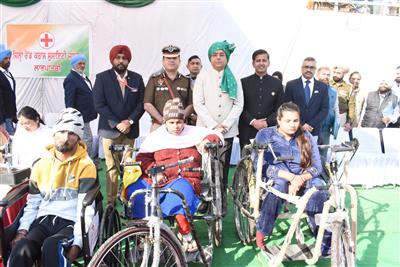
[6,24,90,78]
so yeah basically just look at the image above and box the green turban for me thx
[208,41,237,99]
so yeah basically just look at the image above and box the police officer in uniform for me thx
[330,66,352,126]
[144,45,193,131]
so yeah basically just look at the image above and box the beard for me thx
[56,143,74,153]
[113,63,128,74]
[332,76,342,82]
[0,62,10,69]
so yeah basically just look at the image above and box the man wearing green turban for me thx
[193,40,244,216]
[207,41,238,99]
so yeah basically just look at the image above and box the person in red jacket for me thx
[127,98,222,252]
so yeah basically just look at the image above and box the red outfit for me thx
[136,133,220,195]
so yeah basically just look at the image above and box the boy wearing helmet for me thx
[8,108,97,266]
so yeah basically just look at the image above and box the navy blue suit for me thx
[63,70,97,123]
[0,71,16,124]
[283,77,329,136]
[93,69,145,139]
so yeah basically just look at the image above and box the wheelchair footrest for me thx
[185,245,212,264]
[263,244,316,262]
[277,212,308,220]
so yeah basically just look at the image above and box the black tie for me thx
[85,76,92,89]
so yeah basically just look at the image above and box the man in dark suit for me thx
[64,54,97,160]
[284,57,329,137]
[239,49,284,150]
[93,45,145,205]
[0,44,17,138]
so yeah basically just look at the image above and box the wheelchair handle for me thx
[276,156,294,161]
[0,200,9,207]
[183,167,202,173]
[318,138,359,153]
[148,156,194,176]
[204,142,222,149]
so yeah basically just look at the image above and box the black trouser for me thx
[8,215,74,267]
[218,137,233,215]
[220,137,233,188]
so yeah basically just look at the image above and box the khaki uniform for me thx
[331,80,352,123]
[348,87,365,126]
[144,71,192,117]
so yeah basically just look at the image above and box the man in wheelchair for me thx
[254,102,331,256]
[126,98,222,253]
[7,108,97,266]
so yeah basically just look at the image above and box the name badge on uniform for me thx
[129,87,138,92]
[314,90,319,94]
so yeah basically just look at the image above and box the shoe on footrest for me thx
[177,232,198,253]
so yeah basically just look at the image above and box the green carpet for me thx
[95,161,400,267]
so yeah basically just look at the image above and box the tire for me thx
[89,226,186,267]
[211,158,224,247]
[232,159,255,245]
[99,204,121,245]
[331,220,356,267]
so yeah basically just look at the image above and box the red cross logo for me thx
[39,32,55,49]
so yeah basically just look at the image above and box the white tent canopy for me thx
[1,0,399,117]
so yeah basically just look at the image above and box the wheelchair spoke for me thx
[89,226,185,267]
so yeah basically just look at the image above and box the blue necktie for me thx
[304,80,311,104]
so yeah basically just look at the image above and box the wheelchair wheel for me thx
[99,204,121,245]
[211,158,224,247]
[89,226,186,267]
[232,159,255,245]
[331,220,356,267]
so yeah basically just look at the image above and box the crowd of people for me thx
[1,40,400,266]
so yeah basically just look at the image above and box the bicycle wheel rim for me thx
[233,161,253,244]
[89,226,186,267]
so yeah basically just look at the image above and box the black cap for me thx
[162,45,180,58]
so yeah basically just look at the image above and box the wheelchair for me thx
[0,179,103,267]
[231,140,359,267]
[89,142,224,266]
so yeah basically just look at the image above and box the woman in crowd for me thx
[127,98,223,252]
[254,102,331,255]
[12,106,52,168]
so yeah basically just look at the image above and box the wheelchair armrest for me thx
[82,184,101,207]
[80,183,102,265]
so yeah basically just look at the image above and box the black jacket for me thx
[239,73,284,141]
[93,69,145,139]
[0,71,17,124]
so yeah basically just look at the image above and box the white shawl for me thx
[138,125,224,153]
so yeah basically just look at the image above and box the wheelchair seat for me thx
[0,180,102,267]
[0,180,29,266]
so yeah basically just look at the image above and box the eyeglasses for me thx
[302,65,316,70]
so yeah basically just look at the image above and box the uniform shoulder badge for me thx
[151,69,163,77]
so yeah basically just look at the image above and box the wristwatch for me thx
[129,119,134,125]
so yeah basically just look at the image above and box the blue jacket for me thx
[321,86,340,139]
[254,126,323,179]
[63,70,97,123]
[283,77,329,136]
[93,69,145,139]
